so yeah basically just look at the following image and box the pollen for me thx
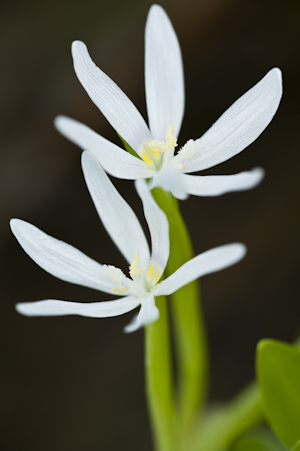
[148,140,170,153]
[165,125,178,148]
[147,124,178,155]
[146,264,161,286]
[102,265,126,285]
[112,286,129,294]
[129,252,146,276]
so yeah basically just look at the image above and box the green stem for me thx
[189,383,263,451]
[145,295,179,451]
[152,188,208,434]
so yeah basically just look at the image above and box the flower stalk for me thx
[152,188,208,435]
[145,295,179,451]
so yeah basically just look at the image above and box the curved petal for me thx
[10,219,113,293]
[153,243,247,296]
[124,295,159,333]
[72,40,152,152]
[188,68,282,172]
[16,296,141,318]
[150,165,188,200]
[82,151,150,268]
[135,179,169,275]
[180,167,265,196]
[55,116,155,179]
[145,5,185,141]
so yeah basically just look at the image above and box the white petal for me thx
[135,179,169,275]
[72,40,152,152]
[153,243,246,296]
[10,219,113,293]
[145,5,185,141]
[16,296,141,318]
[180,167,265,196]
[150,165,188,200]
[82,151,150,268]
[55,116,155,179]
[187,68,282,172]
[124,295,159,333]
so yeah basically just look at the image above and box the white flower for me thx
[55,5,282,200]
[11,151,246,332]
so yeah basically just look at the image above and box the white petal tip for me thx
[123,302,160,333]
[54,115,68,131]
[81,149,94,165]
[270,67,282,82]
[10,218,23,236]
[251,167,265,186]
[148,4,165,15]
[71,40,86,55]
[10,218,16,229]
[123,319,138,334]
[267,67,283,99]
[15,303,33,317]
[230,243,247,262]
[174,190,189,200]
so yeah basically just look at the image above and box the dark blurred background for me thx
[1,0,300,449]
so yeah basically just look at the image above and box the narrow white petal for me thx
[135,179,169,275]
[153,243,246,296]
[72,40,152,152]
[150,165,188,200]
[10,219,113,293]
[55,116,155,179]
[82,151,150,268]
[124,295,159,333]
[145,5,185,141]
[16,296,141,318]
[180,167,265,196]
[187,68,282,172]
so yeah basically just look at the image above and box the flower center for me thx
[141,125,178,168]
[102,253,161,297]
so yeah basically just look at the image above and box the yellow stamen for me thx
[148,140,169,153]
[149,149,161,158]
[141,125,178,166]
[141,150,155,166]
[146,264,161,286]
[166,125,177,148]
[147,124,178,154]
[129,252,146,276]
[112,286,129,294]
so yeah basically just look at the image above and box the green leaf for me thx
[233,427,285,451]
[291,441,300,451]
[256,339,300,449]
[189,382,263,451]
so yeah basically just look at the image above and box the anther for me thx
[165,125,177,148]
[112,286,129,294]
[147,125,178,155]
[146,264,161,286]
[129,253,146,276]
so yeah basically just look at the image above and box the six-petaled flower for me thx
[55,5,282,199]
[11,152,246,332]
